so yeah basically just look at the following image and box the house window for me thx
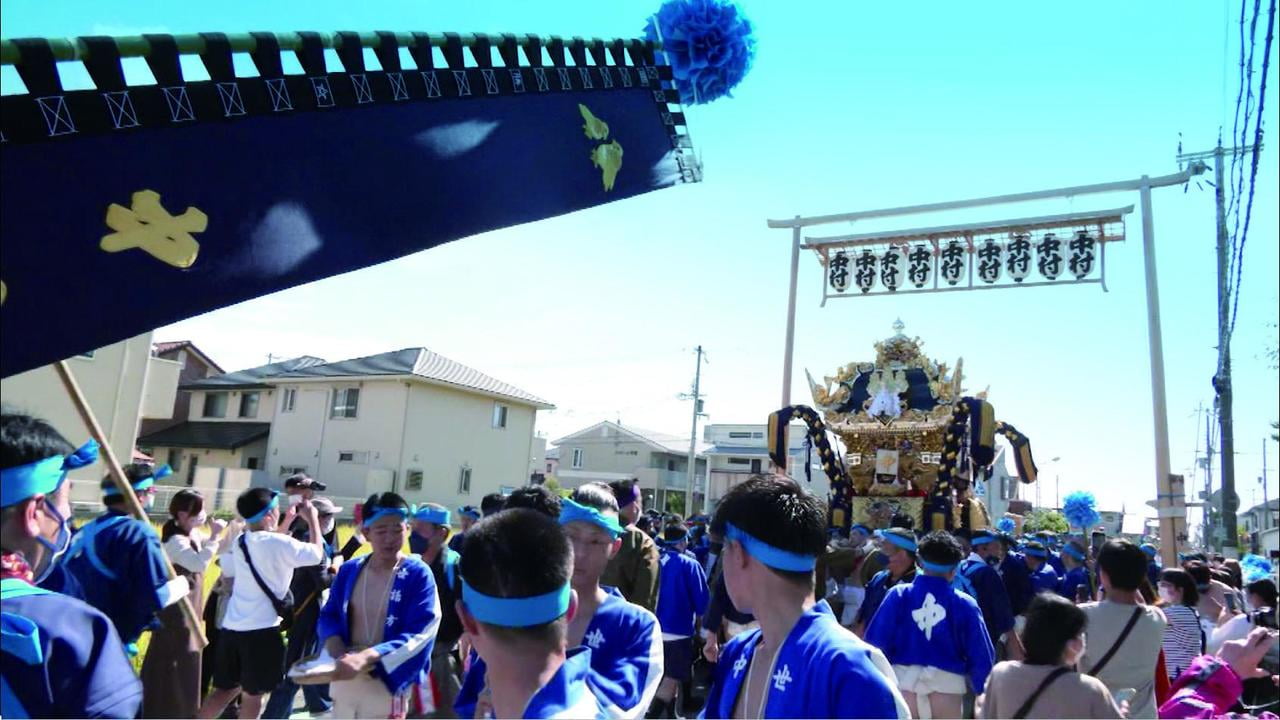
[751,458,762,473]
[282,388,297,413]
[728,431,753,439]
[571,448,584,469]
[667,459,676,472]
[279,465,308,477]
[492,403,509,429]
[167,449,182,473]
[239,392,260,418]
[337,451,369,464]
[245,457,260,470]
[458,466,472,494]
[202,392,228,418]
[406,469,424,491]
[727,458,751,466]
[186,455,199,486]
[330,388,360,418]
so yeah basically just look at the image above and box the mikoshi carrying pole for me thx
[54,360,207,650]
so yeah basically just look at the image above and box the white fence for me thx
[70,472,364,521]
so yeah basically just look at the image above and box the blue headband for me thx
[878,530,918,554]
[363,506,410,528]
[725,522,817,572]
[851,524,872,536]
[461,578,572,627]
[458,506,481,520]
[413,506,451,526]
[244,492,279,524]
[558,498,624,539]
[0,440,99,508]
[919,559,958,574]
[1062,544,1086,562]
[103,464,170,497]
[1023,547,1048,558]
[1140,544,1157,556]
[971,533,998,547]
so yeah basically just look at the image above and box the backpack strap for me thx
[1012,667,1071,719]
[1087,606,1143,677]
[237,534,289,615]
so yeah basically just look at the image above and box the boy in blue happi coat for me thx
[997,533,1034,617]
[456,508,605,719]
[0,412,142,719]
[1020,540,1061,595]
[853,527,918,636]
[653,521,709,718]
[1036,531,1067,575]
[955,529,1023,659]
[1057,539,1094,602]
[701,476,908,719]
[319,492,440,719]
[865,531,995,720]
[455,484,664,719]
[55,462,191,647]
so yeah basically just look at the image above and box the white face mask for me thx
[1159,587,1178,604]
[287,494,303,507]
[321,517,335,535]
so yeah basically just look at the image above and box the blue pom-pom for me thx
[1062,490,1100,530]
[644,0,757,105]
[996,517,1016,534]
[1240,553,1274,584]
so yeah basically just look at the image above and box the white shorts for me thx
[892,664,967,695]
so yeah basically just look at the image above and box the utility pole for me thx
[1177,143,1260,558]
[1205,406,1215,550]
[682,346,706,517]
[1259,439,1269,554]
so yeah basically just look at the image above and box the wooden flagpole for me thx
[54,359,207,650]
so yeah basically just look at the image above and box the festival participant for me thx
[57,462,191,649]
[141,488,231,719]
[0,412,142,719]
[1021,540,1060,595]
[1058,539,1093,602]
[408,503,464,718]
[700,475,907,719]
[853,527,918,636]
[317,492,440,719]
[651,522,709,718]
[456,508,604,718]
[980,594,1124,719]
[954,529,1021,658]
[1140,543,1162,589]
[699,530,755,665]
[1035,531,1066,575]
[505,484,564,517]
[1079,539,1167,719]
[447,506,481,554]
[199,488,327,720]
[998,532,1035,617]
[1156,569,1205,680]
[1183,560,1233,638]
[480,493,506,518]
[865,531,995,719]
[263,495,344,720]
[1159,626,1278,718]
[602,478,661,612]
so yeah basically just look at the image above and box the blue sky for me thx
[4,1,1277,522]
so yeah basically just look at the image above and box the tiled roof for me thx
[138,421,271,450]
[182,356,326,390]
[152,340,225,374]
[276,348,552,408]
[552,421,708,455]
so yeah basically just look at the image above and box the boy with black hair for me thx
[447,506,481,554]
[479,492,507,518]
[956,529,1021,659]
[1037,531,1066,575]
[410,503,464,717]
[200,487,327,720]
[1057,539,1093,601]
[854,527,918,636]
[997,533,1034,617]
[1021,540,1060,595]
[318,492,439,719]
[55,462,190,648]
[505,484,564,518]
[1,411,142,719]
[866,531,995,719]
[701,476,906,719]
[650,522,709,718]
[455,508,603,718]
[1080,539,1166,719]
[602,478,660,612]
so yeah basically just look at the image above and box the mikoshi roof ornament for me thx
[768,321,1039,534]
[0,26,729,377]
[644,0,756,105]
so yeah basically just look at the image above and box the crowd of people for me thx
[1,409,1277,719]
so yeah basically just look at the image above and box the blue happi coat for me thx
[317,555,440,696]
[0,577,142,718]
[1000,553,1034,616]
[863,575,996,693]
[656,548,708,638]
[951,559,1014,643]
[522,647,606,719]
[855,568,916,629]
[1057,565,1092,601]
[456,587,663,719]
[1027,563,1060,595]
[1046,551,1065,576]
[701,600,905,719]
[55,509,179,644]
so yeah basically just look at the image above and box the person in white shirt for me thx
[199,488,326,720]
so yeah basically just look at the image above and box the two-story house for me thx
[138,340,225,437]
[1239,497,1279,556]
[1,332,181,510]
[703,423,829,510]
[266,348,553,507]
[552,421,708,516]
[137,356,325,497]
